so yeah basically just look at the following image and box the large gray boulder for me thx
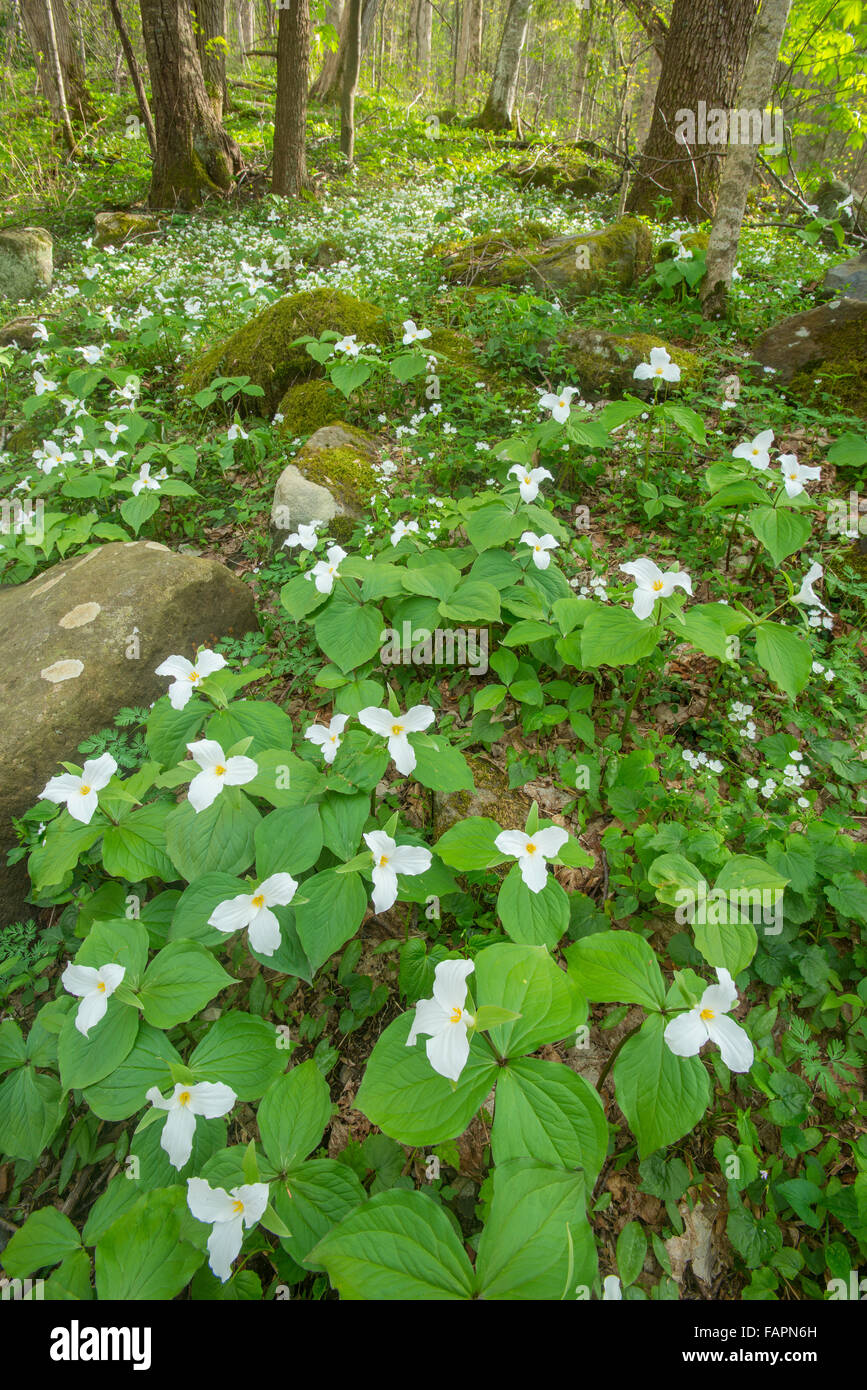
[0,228,53,300]
[271,424,377,545]
[823,252,867,302]
[0,541,258,924]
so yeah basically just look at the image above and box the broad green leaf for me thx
[747,506,812,567]
[294,869,367,974]
[613,1013,711,1158]
[189,1012,287,1100]
[164,788,260,880]
[410,734,474,792]
[57,997,139,1092]
[581,607,662,668]
[2,1206,81,1278]
[566,931,665,1010]
[496,864,570,949]
[206,700,293,756]
[169,871,250,946]
[314,598,384,673]
[475,1160,596,1300]
[435,816,506,870]
[95,1187,204,1299]
[275,1160,367,1269]
[255,805,323,878]
[0,1067,66,1161]
[101,801,175,881]
[475,943,587,1058]
[492,1059,607,1183]
[752,622,811,701]
[258,1062,332,1172]
[139,941,235,1029]
[82,1022,181,1121]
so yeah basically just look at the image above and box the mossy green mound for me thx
[500,155,610,199]
[547,326,703,396]
[276,379,347,436]
[179,287,389,414]
[786,312,867,420]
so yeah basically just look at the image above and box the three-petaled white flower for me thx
[35,439,74,473]
[494,826,568,893]
[282,521,322,551]
[364,830,431,914]
[146,1082,237,1169]
[186,1177,269,1283]
[357,703,435,775]
[131,462,167,495]
[307,543,346,594]
[402,320,431,346]
[61,962,125,1037]
[78,345,103,364]
[186,739,258,813]
[406,959,475,1083]
[779,454,821,498]
[620,557,692,620]
[663,967,753,1073]
[304,713,349,764]
[633,346,681,384]
[520,530,558,570]
[227,422,248,441]
[33,370,57,394]
[507,464,554,503]
[208,873,298,956]
[334,334,360,357]
[390,518,419,546]
[793,561,829,614]
[105,421,127,444]
[155,649,227,709]
[539,386,578,423]
[732,428,773,470]
[40,752,117,825]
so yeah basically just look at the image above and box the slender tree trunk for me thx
[41,0,76,147]
[415,0,432,77]
[702,0,792,317]
[340,0,361,160]
[107,0,157,153]
[472,0,531,131]
[193,0,227,120]
[572,8,591,140]
[626,0,759,221]
[272,0,310,194]
[311,0,376,101]
[20,0,92,123]
[139,0,242,206]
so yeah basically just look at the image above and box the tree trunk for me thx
[472,0,532,132]
[340,0,361,161]
[272,0,310,194]
[20,0,92,124]
[311,0,377,101]
[238,0,254,56]
[415,0,432,77]
[41,0,76,147]
[193,0,227,120]
[139,0,242,207]
[107,0,157,153]
[702,0,792,317]
[626,0,759,221]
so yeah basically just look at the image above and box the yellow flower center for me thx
[534,545,541,552]
[80,784,91,795]
[251,894,265,909]
[700,1008,715,1021]
[178,1090,191,1106]
[523,475,531,484]
[652,580,664,592]
[231,1199,244,1215]
[391,723,404,736]
[449,1007,462,1024]
[96,981,106,993]
[558,399,565,408]
[215,765,226,776]
[379,854,389,867]
[655,366,664,375]
[525,842,537,854]
[188,670,199,681]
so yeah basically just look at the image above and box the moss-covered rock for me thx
[753,296,867,419]
[271,424,378,542]
[433,755,531,839]
[0,228,52,301]
[93,211,160,248]
[426,326,503,393]
[544,326,703,396]
[180,287,389,414]
[441,216,653,302]
[276,379,347,436]
[499,155,610,199]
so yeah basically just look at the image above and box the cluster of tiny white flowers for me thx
[682,749,725,775]
[728,701,757,740]
[812,659,836,683]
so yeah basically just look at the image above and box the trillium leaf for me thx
[581,606,663,667]
[243,748,327,808]
[497,864,570,950]
[294,869,368,975]
[44,1249,95,1301]
[752,622,811,701]
[102,801,175,882]
[309,1189,475,1300]
[314,599,384,674]
[82,1174,152,1246]
[475,943,587,1058]
[565,931,666,1011]
[82,1022,181,1121]
[464,504,525,554]
[355,1012,498,1146]
[95,1186,204,1299]
[400,561,461,600]
[206,699,294,756]
[27,818,106,892]
[145,698,209,768]
[410,733,475,792]
[319,791,371,861]
[164,787,261,880]
[693,914,757,978]
[0,1066,66,1161]
[1,1206,82,1279]
[438,578,501,623]
[612,1013,711,1158]
[280,572,329,621]
[189,1012,288,1100]
[474,1159,596,1300]
[138,941,236,1030]
[169,871,250,946]
[190,1267,263,1300]
[58,996,140,1093]
[258,1061,332,1172]
[255,805,323,878]
[75,917,149,988]
[747,505,812,567]
[434,816,507,870]
[492,1059,608,1184]
[0,1020,25,1073]
[679,603,751,661]
[276,1160,367,1269]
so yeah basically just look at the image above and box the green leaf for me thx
[566,931,665,1010]
[616,1221,647,1287]
[401,561,461,600]
[0,1067,66,1161]
[680,603,751,661]
[280,572,328,621]
[44,1249,94,1301]
[439,579,501,623]
[164,788,260,880]
[2,1206,81,1278]
[310,1188,474,1299]
[581,607,662,668]
[243,749,327,808]
[57,997,139,1092]
[492,1059,607,1182]
[82,1022,181,1121]
[475,943,587,1058]
[752,623,811,700]
[496,864,570,949]
[475,1160,596,1300]
[434,816,506,870]
[75,916,150,987]
[0,1020,25,1073]
[410,734,475,792]
[314,598,384,673]
[169,872,250,946]
[206,700,293,756]
[275,1160,367,1270]
[747,506,812,566]
[101,802,175,881]
[293,869,368,974]
[95,1187,204,1298]
[319,791,370,861]
[258,1061,332,1172]
[613,1013,711,1158]
[189,1012,287,1100]
[465,504,524,554]
[139,941,235,1029]
[28,818,105,891]
[145,697,208,767]
[255,805,323,878]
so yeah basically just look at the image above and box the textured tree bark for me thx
[702,0,792,317]
[20,0,93,124]
[192,0,227,120]
[41,0,76,147]
[310,0,377,102]
[340,0,361,160]
[626,0,759,221]
[107,0,157,153]
[272,0,310,195]
[139,0,242,207]
[472,0,532,131]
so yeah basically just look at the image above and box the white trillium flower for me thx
[146,1082,237,1170]
[307,543,346,594]
[664,967,754,1073]
[620,557,692,620]
[779,455,821,498]
[282,521,322,551]
[186,739,258,813]
[520,530,558,570]
[494,826,568,893]
[633,346,681,383]
[186,1178,269,1283]
[402,319,432,346]
[507,463,554,503]
[155,649,227,709]
[40,752,117,825]
[539,386,578,423]
[78,345,103,364]
[33,370,58,395]
[357,703,435,776]
[227,422,248,441]
[131,461,167,495]
[304,713,349,764]
[61,962,125,1037]
[793,561,830,614]
[390,518,420,546]
[334,334,360,357]
[31,321,49,343]
[364,830,432,914]
[602,1275,623,1300]
[105,421,127,444]
[35,439,74,473]
[406,958,476,1083]
[732,428,773,470]
[208,872,299,956]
